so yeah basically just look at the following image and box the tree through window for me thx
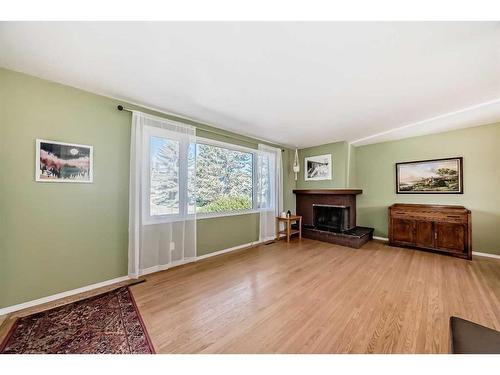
[149,136,180,216]
[195,143,253,213]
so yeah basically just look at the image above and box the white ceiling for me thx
[1,22,499,148]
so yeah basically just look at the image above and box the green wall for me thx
[1,69,130,307]
[0,68,294,308]
[197,214,259,257]
[296,141,349,189]
[347,143,357,188]
[355,123,500,255]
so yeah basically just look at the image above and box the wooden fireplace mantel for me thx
[293,189,363,195]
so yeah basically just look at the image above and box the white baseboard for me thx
[139,240,267,275]
[196,239,267,261]
[372,236,500,260]
[139,257,197,276]
[0,275,131,316]
[472,251,500,260]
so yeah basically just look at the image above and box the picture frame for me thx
[395,157,463,194]
[304,154,332,181]
[35,139,94,183]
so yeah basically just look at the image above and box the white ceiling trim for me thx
[350,97,500,147]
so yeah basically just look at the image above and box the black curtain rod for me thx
[117,105,285,152]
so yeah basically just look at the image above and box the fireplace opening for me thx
[313,204,350,232]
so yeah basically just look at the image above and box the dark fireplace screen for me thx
[313,204,350,232]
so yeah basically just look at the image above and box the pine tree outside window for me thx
[143,129,275,223]
[195,138,275,217]
[150,136,180,215]
[195,141,254,214]
[142,125,193,224]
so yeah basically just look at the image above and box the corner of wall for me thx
[347,143,357,188]
[282,148,297,213]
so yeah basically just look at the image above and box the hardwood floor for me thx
[1,239,499,353]
[130,239,500,353]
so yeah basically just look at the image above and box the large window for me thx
[196,141,254,214]
[143,130,274,222]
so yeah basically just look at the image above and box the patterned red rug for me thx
[0,286,155,354]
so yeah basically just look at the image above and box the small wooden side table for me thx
[276,215,302,242]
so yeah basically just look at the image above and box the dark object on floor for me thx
[450,316,500,354]
[0,287,155,354]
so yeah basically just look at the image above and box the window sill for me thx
[197,209,261,220]
[143,209,274,224]
[142,214,193,225]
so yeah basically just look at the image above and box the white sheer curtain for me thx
[257,144,283,242]
[129,111,196,278]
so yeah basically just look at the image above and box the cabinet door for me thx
[415,221,434,248]
[435,222,466,253]
[391,218,415,245]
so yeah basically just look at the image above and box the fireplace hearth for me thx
[294,189,374,249]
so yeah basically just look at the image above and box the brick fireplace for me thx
[293,189,374,248]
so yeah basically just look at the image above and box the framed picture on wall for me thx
[305,154,332,181]
[396,157,463,194]
[35,139,94,183]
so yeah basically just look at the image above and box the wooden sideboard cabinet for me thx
[388,204,472,260]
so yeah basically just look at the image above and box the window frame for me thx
[142,131,275,223]
[195,137,266,219]
[142,125,190,225]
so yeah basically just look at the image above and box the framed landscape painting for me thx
[305,154,332,181]
[35,139,93,183]
[396,157,463,194]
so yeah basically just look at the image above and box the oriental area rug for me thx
[0,286,155,354]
